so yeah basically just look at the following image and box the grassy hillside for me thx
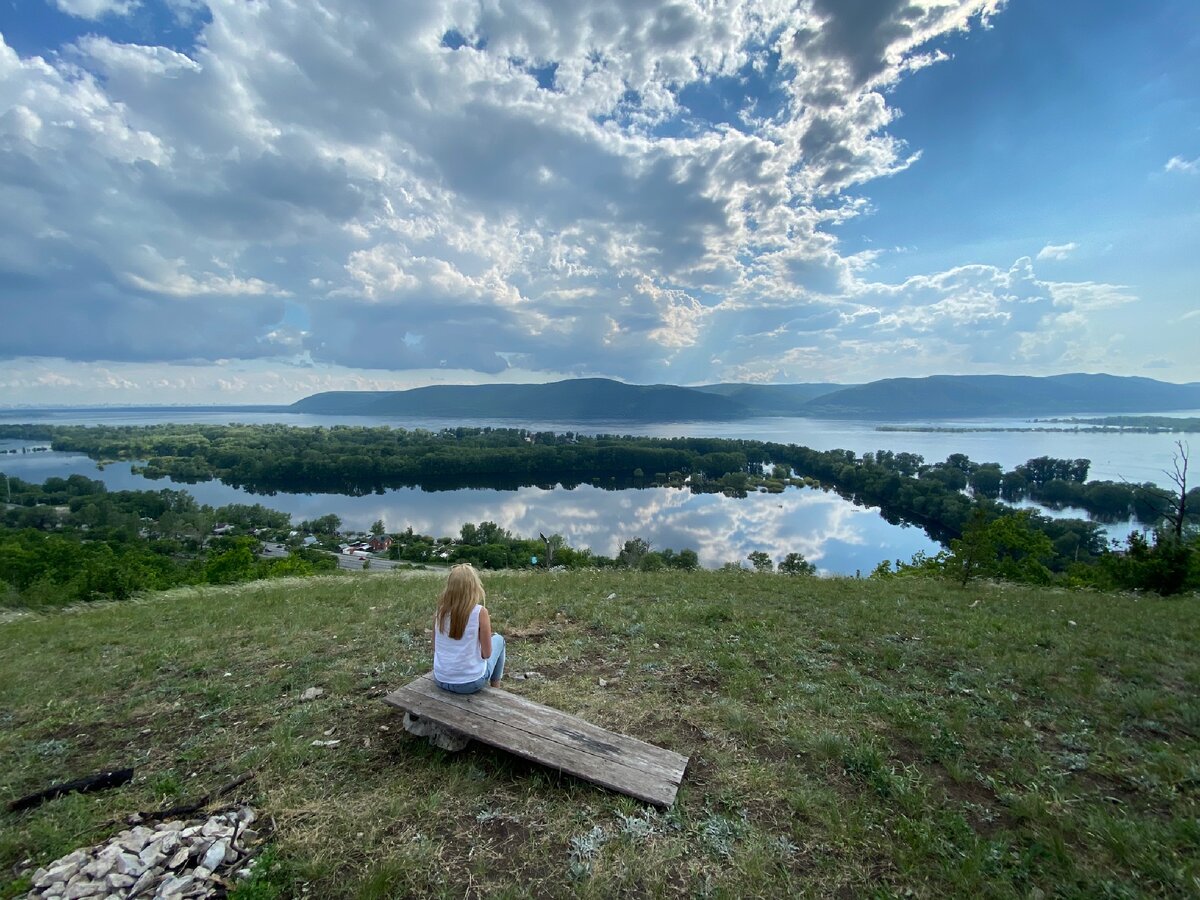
[2,572,1198,897]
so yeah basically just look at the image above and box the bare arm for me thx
[432,613,438,656]
[477,607,493,660]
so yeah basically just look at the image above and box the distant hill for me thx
[801,374,1200,419]
[289,378,747,421]
[289,374,1200,421]
[694,382,847,414]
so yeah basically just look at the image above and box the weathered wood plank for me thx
[385,674,688,807]
[398,675,685,777]
[389,689,681,806]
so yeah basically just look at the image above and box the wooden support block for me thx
[385,674,689,807]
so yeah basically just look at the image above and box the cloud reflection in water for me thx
[0,447,942,574]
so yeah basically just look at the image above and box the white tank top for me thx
[433,604,487,684]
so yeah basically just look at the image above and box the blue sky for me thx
[0,0,1197,404]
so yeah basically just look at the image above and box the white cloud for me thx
[51,0,139,20]
[1037,241,1078,261]
[9,0,1187,399]
[1164,155,1199,174]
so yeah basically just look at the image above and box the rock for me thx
[311,739,340,747]
[155,874,194,898]
[180,826,202,839]
[81,855,109,879]
[33,867,50,887]
[299,687,324,701]
[598,678,608,687]
[114,851,145,876]
[139,844,165,869]
[42,860,84,885]
[201,840,228,872]
[160,820,186,832]
[237,828,260,846]
[129,868,158,896]
[402,711,471,752]
[237,807,257,825]
[106,872,136,890]
[192,866,212,880]
[201,819,229,838]
[167,847,190,869]
[158,832,181,855]
[63,881,102,899]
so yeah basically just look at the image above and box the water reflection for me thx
[0,446,940,574]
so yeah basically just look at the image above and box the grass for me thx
[1,571,1198,897]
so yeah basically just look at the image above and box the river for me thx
[3,407,1192,574]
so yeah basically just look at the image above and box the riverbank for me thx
[2,571,1197,897]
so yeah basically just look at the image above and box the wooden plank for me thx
[392,689,682,807]
[386,676,687,805]
[398,675,684,777]
[385,674,688,807]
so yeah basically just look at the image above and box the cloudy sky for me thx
[1,0,1197,405]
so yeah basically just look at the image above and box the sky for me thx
[0,0,1197,406]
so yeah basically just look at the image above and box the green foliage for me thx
[1095,530,1199,596]
[746,550,773,572]
[4,427,1196,592]
[948,509,1054,586]
[299,513,341,534]
[778,552,816,576]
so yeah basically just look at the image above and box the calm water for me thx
[4,406,1190,574]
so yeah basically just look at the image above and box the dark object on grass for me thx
[8,767,135,813]
[130,771,255,824]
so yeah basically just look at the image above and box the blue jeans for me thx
[436,635,505,694]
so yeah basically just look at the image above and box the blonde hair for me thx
[436,563,485,640]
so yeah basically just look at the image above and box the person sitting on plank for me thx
[432,563,505,693]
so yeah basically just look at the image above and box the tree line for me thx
[3,424,1197,594]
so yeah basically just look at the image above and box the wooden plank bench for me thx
[384,674,689,808]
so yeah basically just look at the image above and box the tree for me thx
[1162,441,1190,542]
[539,532,564,568]
[747,551,773,572]
[370,518,386,537]
[205,538,257,585]
[302,514,341,535]
[948,509,1054,586]
[948,508,995,586]
[618,537,651,568]
[969,465,1003,500]
[778,552,816,576]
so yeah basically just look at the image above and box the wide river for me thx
[2,407,1193,574]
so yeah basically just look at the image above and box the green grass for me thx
[1,571,1198,897]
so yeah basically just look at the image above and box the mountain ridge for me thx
[288,374,1200,421]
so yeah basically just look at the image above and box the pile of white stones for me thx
[26,807,260,899]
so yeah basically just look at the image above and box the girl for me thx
[432,563,505,693]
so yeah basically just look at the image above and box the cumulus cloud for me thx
[51,0,139,20]
[10,0,1158,398]
[1036,241,1077,261]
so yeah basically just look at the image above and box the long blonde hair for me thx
[437,563,485,640]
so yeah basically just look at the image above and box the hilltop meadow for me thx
[1,570,1197,898]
